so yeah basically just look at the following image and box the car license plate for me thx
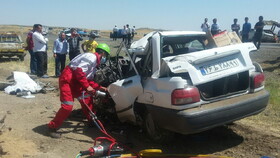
[200,59,239,75]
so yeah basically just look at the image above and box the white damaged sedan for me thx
[94,31,270,142]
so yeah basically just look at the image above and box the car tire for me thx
[143,111,173,143]
[19,55,24,61]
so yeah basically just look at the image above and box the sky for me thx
[0,0,280,32]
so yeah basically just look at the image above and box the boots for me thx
[48,128,61,138]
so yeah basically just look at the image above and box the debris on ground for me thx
[2,71,57,98]
[37,81,57,93]
[4,71,42,95]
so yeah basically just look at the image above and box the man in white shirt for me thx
[113,25,118,41]
[32,24,49,78]
[121,25,127,43]
[126,24,132,46]
[131,26,136,40]
[201,18,210,32]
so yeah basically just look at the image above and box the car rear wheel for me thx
[144,111,173,143]
[19,55,24,61]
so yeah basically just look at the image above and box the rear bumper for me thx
[146,90,270,134]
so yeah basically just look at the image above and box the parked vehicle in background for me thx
[247,20,280,43]
[110,29,123,39]
[62,28,91,38]
[77,29,89,37]
[94,31,270,142]
[89,30,100,37]
[0,32,26,61]
[63,28,71,38]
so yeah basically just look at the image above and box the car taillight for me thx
[252,73,265,89]
[171,87,200,105]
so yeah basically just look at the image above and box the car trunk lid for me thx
[162,43,256,86]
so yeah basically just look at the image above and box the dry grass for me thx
[240,78,280,135]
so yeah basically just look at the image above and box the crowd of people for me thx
[200,16,265,49]
[26,17,266,78]
[112,24,136,46]
[25,27,101,78]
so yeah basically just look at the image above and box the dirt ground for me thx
[0,38,279,158]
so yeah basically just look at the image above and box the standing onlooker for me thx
[231,18,240,36]
[253,16,265,49]
[113,25,118,41]
[32,24,49,78]
[81,33,98,53]
[131,26,136,40]
[211,18,220,36]
[53,32,69,77]
[201,18,210,32]
[67,28,83,60]
[26,25,37,75]
[241,17,251,42]
[126,24,132,46]
[121,25,127,44]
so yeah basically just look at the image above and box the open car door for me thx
[108,42,143,123]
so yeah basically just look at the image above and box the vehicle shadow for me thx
[32,110,110,141]
[263,57,280,64]
[33,112,244,155]
[122,124,244,155]
[263,65,280,72]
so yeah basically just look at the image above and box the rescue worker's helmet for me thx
[96,43,110,55]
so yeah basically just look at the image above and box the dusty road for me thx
[0,40,279,158]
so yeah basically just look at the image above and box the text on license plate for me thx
[200,59,239,75]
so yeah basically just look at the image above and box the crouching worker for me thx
[47,43,110,138]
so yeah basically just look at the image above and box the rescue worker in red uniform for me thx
[48,43,110,138]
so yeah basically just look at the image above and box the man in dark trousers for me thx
[231,18,240,36]
[253,16,265,49]
[126,24,132,46]
[32,24,49,78]
[26,25,37,75]
[53,32,69,77]
[241,17,251,42]
[68,28,83,60]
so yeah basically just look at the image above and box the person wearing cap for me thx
[81,33,98,53]
[67,28,83,60]
[47,43,110,138]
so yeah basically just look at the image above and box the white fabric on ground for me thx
[4,71,42,94]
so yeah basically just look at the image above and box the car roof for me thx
[129,31,206,54]
[159,31,206,36]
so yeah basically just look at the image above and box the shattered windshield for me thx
[0,34,21,43]
[161,35,207,58]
